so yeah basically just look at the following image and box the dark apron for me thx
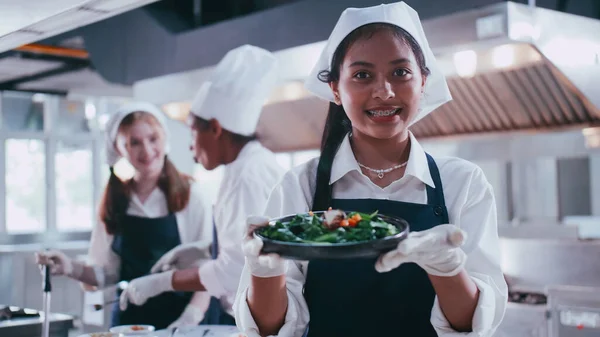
[199,218,236,326]
[304,154,449,337]
[110,214,193,329]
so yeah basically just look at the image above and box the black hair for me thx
[191,115,258,143]
[312,23,431,211]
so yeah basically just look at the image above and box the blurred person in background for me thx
[36,102,214,330]
[117,45,285,327]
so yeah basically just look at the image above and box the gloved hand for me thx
[119,270,174,310]
[242,215,287,278]
[375,224,467,277]
[35,250,84,279]
[167,304,205,329]
[150,240,213,273]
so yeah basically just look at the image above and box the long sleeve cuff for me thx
[198,261,227,298]
[431,273,505,337]
[235,287,307,337]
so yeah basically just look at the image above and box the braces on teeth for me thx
[369,109,397,116]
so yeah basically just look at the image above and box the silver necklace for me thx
[357,161,407,179]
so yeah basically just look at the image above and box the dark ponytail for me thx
[312,103,351,211]
[100,167,132,235]
[158,155,192,215]
[311,23,430,211]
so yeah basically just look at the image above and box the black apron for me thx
[303,154,449,337]
[199,218,236,326]
[110,214,193,329]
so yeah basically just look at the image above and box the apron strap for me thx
[424,153,450,224]
[211,217,219,259]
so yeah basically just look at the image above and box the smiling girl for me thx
[234,2,508,337]
[36,102,213,330]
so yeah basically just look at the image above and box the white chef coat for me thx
[88,180,214,310]
[198,141,285,316]
[234,132,509,337]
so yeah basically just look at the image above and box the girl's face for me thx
[118,116,166,178]
[330,29,427,140]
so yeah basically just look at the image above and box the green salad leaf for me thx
[258,210,400,244]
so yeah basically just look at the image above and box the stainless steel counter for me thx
[0,311,73,337]
[499,237,600,292]
[494,302,548,337]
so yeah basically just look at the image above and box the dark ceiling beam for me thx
[0,42,92,90]
[1,50,90,67]
[0,62,90,90]
[0,88,69,96]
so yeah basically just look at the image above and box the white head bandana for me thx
[104,102,170,167]
[304,1,452,126]
[190,45,279,136]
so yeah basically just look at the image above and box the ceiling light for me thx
[583,127,600,149]
[492,44,516,69]
[453,50,477,78]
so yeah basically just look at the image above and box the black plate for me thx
[254,211,410,260]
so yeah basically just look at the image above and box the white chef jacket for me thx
[198,141,285,316]
[234,132,509,337]
[88,180,214,311]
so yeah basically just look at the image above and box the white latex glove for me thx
[242,215,287,278]
[167,304,205,329]
[150,240,213,273]
[375,224,468,277]
[119,270,174,310]
[35,250,83,279]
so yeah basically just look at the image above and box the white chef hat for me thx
[104,101,170,167]
[190,45,279,136]
[304,1,452,126]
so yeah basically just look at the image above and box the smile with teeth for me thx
[367,108,401,117]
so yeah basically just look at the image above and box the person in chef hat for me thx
[36,102,214,330]
[235,2,508,337]
[118,45,285,326]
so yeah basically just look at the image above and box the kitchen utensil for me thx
[41,264,51,337]
[92,299,119,311]
[91,281,129,311]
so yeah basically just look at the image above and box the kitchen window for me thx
[55,140,94,232]
[4,138,46,234]
[0,91,122,244]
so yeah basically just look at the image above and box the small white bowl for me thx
[78,333,121,337]
[109,325,155,335]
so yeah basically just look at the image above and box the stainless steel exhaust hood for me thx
[134,1,600,152]
[412,1,600,140]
